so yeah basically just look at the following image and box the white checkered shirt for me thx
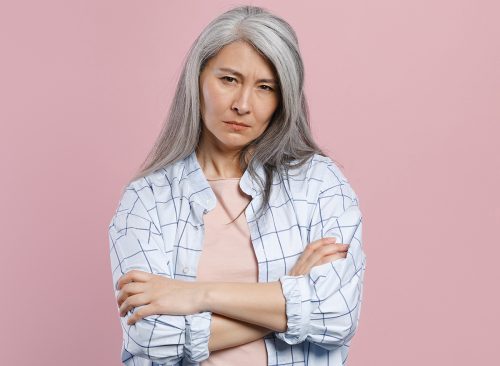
[109,150,366,365]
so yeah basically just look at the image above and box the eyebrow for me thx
[216,67,277,84]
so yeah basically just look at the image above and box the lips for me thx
[223,121,250,127]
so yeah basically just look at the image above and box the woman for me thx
[109,5,366,366]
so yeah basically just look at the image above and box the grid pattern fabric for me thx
[108,150,367,365]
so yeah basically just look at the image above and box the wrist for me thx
[196,282,213,312]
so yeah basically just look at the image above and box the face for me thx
[198,41,280,154]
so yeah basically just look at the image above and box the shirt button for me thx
[183,267,189,274]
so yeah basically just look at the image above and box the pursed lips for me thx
[223,121,251,127]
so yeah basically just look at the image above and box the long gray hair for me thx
[128,5,340,221]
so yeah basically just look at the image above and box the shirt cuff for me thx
[184,311,212,362]
[274,275,312,344]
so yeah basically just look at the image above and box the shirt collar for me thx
[183,150,265,210]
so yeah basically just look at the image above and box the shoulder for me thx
[306,153,359,205]
[307,154,347,183]
[113,159,187,231]
[117,158,187,217]
[285,153,348,187]
[126,158,186,195]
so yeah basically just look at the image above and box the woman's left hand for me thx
[116,270,204,325]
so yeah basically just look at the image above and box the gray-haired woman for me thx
[110,5,366,366]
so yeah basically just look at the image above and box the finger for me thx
[303,244,348,269]
[314,237,336,248]
[119,293,150,317]
[117,270,152,290]
[316,251,348,266]
[306,238,335,249]
[295,242,337,271]
[127,304,157,325]
[116,282,146,307]
[330,243,350,251]
[303,239,335,258]
[299,246,335,270]
[322,237,337,243]
[317,243,349,256]
[292,248,346,275]
[290,240,347,276]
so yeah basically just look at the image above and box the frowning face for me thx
[198,41,280,154]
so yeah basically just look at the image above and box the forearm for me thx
[209,313,273,352]
[200,281,287,332]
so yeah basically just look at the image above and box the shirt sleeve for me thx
[108,182,212,364]
[274,159,367,351]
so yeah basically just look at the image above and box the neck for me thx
[195,144,245,180]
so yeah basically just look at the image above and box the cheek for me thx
[257,101,278,127]
[202,84,229,114]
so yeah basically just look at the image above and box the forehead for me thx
[207,42,276,79]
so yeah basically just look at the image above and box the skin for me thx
[195,40,280,178]
[116,238,350,350]
[116,41,350,352]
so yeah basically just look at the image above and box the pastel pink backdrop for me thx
[1,0,498,364]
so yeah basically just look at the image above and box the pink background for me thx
[1,0,498,364]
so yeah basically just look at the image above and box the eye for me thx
[221,76,237,83]
[260,85,274,91]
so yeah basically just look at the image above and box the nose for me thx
[231,88,251,115]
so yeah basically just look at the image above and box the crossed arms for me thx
[109,168,365,364]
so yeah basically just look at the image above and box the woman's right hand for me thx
[288,237,350,276]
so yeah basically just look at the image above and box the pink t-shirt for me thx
[197,178,267,366]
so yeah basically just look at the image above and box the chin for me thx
[216,136,248,150]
